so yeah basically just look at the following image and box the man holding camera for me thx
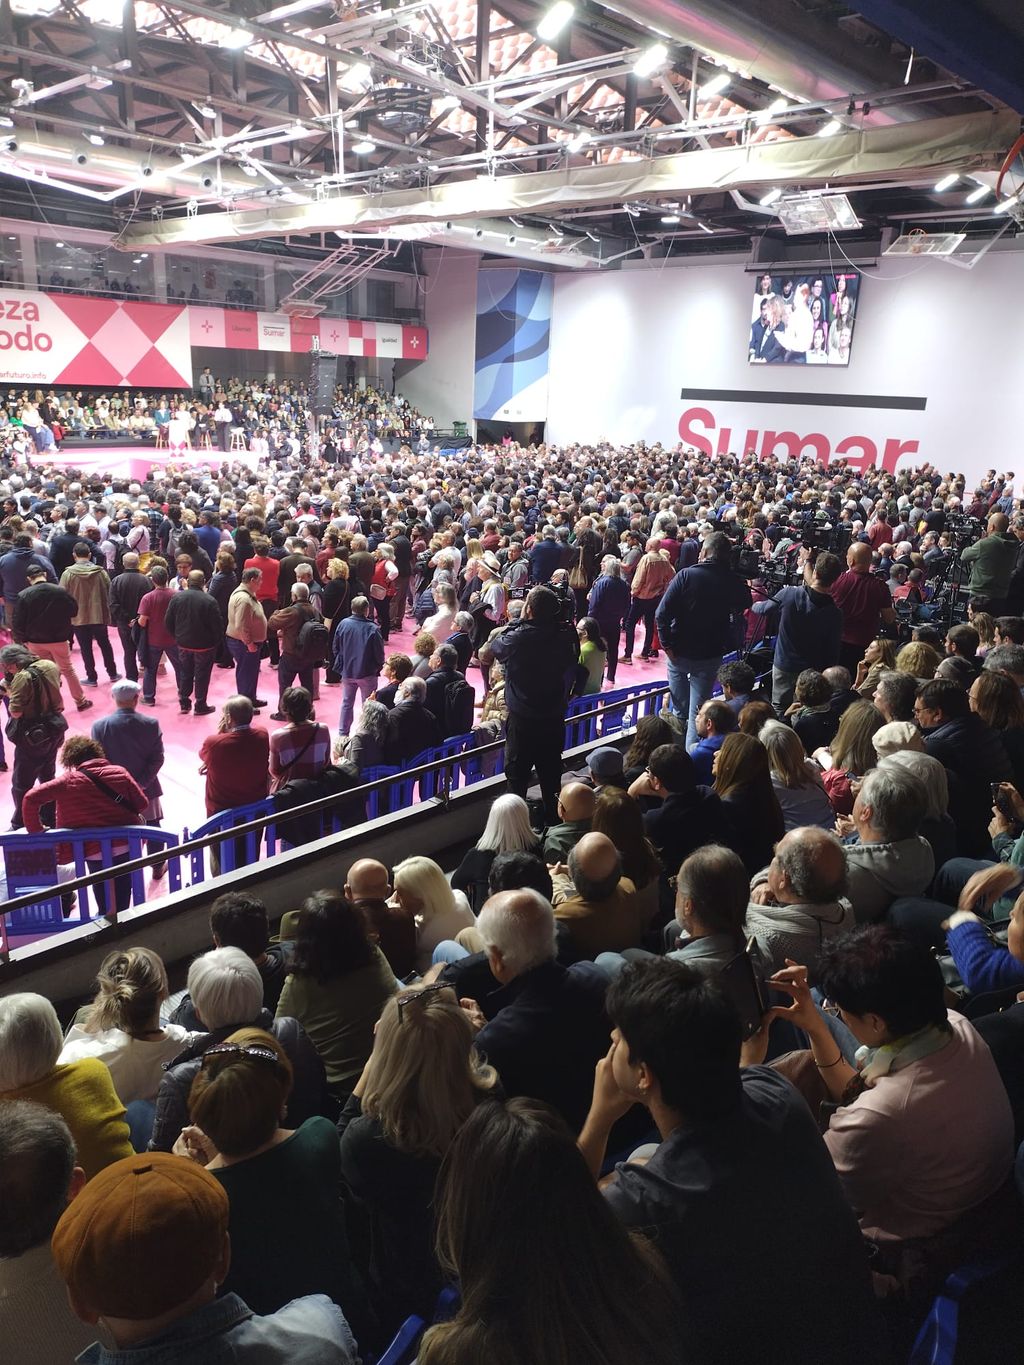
[655,533,751,748]
[960,512,1019,617]
[490,585,580,824]
[752,551,844,711]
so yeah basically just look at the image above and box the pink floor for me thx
[41,443,258,481]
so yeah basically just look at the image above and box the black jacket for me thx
[108,570,152,626]
[656,561,752,658]
[383,699,441,763]
[924,714,1013,858]
[149,1009,329,1152]
[11,582,78,643]
[489,617,578,721]
[423,666,465,737]
[163,587,224,649]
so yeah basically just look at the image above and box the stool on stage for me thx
[229,428,247,452]
[199,430,213,451]
[155,426,168,449]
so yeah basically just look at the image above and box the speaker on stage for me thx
[310,351,338,415]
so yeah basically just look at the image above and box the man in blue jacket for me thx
[333,595,384,735]
[587,557,631,684]
[527,527,563,585]
[655,533,751,747]
[752,551,843,711]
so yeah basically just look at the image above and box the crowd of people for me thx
[3,400,1024,1359]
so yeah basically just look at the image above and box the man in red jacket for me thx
[198,695,270,875]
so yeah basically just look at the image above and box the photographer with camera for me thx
[655,532,752,748]
[489,585,580,824]
[751,551,844,712]
[960,512,1018,617]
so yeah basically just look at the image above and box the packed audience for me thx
[4,409,1024,1359]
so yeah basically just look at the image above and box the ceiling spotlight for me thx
[993,195,1020,215]
[221,27,253,50]
[352,138,375,155]
[819,119,841,137]
[755,98,786,125]
[933,173,958,192]
[436,94,460,112]
[132,257,144,264]
[965,183,991,204]
[536,0,573,41]
[661,213,681,224]
[85,132,105,146]
[633,42,668,79]
[56,240,65,247]
[567,128,592,153]
[91,0,123,24]
[699,72,730,99]
[759,187,782,206]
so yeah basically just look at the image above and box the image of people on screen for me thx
[748,270,859,366]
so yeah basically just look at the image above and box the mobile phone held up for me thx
[992,783,1013,817]
[717,937,769,1040]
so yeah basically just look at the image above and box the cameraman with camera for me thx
[489,585,580,824]
[960,512,1018,616]
[655,532,752,748]
[751,550,844,711]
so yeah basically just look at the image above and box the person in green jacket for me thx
[575,616,608,696]
[59,542,120,685]
[960,512,1019,614]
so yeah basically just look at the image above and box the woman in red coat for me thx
[23,734,148,915]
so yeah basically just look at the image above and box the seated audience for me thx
[944,884,1024,998]
[51,1152,358,1364]
[0,1101,99,1364]
[550,831,643,957]
[543,781,596,860]
[969,666,1024,793]
[712,732,786,875]
[579,958,880,1365]
[738,697,776,735]
[759,719,835,830]
[383,675,442,763]
[0,992,131,1179]
[818,699,884,816]
[823,664,859,721]
[275,891,395,1099]
[176,1027,365,1332]
[269,686,331,794]
[419,1098,683,1365]
[171,891,289,1028]
[585,744,628,793]
[633,744,733,907]
[916,677,1013,858]
[622,713,677,786]
[787,669,839,753]
[452,794,541,914]
[591,786,661,928]
[854,637,897,700]
[689,698,736,785]
[746,827,854,973]
[879,749,957,885]
[896,639,941,682]
[772,927,1014,1263]
[659,843,751,974]
[151,945,327,1150]
[344,857,416,979]
[342,697,389,773]
[338,983,499,1333]
[394,854,475,972]
[717,659,756,715]
[873,669,917,723]
[842,764,934,921]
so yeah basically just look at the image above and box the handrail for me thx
[0,684,673,924]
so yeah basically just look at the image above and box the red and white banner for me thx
[188,306,428,360]
[0,289,192,389]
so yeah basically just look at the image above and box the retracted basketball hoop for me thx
[907,228,927,254]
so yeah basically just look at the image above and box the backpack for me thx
[443,675,475,737]
[296,617,330,663]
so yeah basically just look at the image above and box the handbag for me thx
[369,581,387,600]
[568,547,587,591]
[5,666,68,751]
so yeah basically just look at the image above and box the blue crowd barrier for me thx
[184,800,279,882]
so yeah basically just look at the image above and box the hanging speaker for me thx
[310,351,337,415]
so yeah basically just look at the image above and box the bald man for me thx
[549,831,644,957]
[830,540,897,675]
[542,781,596,862]
[961,511,1020,616]
[745,826,854,973]
[344,857,415,978]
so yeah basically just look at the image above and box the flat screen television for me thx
[747,269,859,367]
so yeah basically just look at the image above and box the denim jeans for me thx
[772,665,800,712]
[226,635,261,701]
[667,654,721,749]
[141,644,180,702]
[338,674,377,735]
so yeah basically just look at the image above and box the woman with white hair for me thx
[393,854,475,973]
[424,582,458,640]
[0,992,132,1178]
[148,945,328,1152]
[344,697,389,774]
[759,720,835,831]
[451,794,541,914]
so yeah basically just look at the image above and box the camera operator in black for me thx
[751,550,844,712]
[490,585,580,824]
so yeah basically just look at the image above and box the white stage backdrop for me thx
[547,250,1024,486]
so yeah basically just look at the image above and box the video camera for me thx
[944,513,984,548]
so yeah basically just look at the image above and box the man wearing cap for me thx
[51,1151,359,1364]
[585,745,628,794]
[11,560,92,711]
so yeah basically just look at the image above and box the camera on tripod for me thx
[729,542,764,579]
[944,513,984,547]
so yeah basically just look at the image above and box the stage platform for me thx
[39,443,256,481]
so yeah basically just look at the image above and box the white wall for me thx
[394,247,478,428]
[547,249,1024,487]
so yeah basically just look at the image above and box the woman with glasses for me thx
[338,984,499,1336]
[176,1027,367,1339]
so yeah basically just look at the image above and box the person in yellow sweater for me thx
[0,992,132,1179]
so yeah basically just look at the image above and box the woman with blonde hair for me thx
[758,720,834,831]
[59,947,193,1108]
[393,855,475,972]
[819,700,884,816]
[452,794,540,913]
[338,984,499,1333]
[895,640,941,682]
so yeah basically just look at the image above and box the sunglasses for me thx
[396,982,457,1023]
[201,1043,279,1068]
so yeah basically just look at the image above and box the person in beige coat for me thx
[59,543,118,685]
[225,565,269,707]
